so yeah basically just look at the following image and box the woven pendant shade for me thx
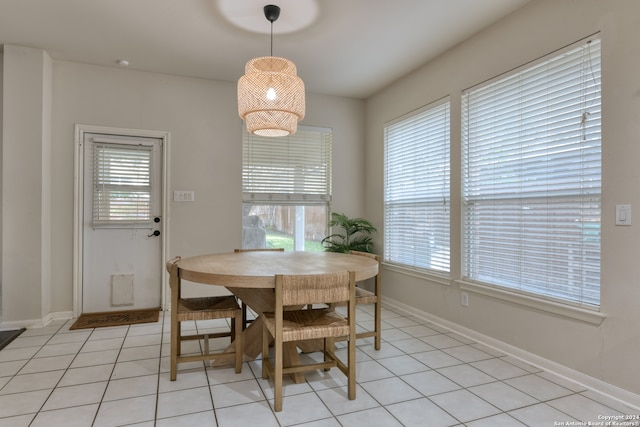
[238,56,305,137]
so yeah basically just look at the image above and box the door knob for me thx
[148,230,161,237]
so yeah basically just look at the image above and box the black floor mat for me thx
[0,328,26,351]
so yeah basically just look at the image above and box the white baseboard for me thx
[47,311,74,324]
[0,311,73,330]
[383,297,640,411]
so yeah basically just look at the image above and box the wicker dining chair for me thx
[331,251,382,350]
[348,250,382,350]
[166,256,242,381]
[234,248,285,329]
[262,271,357,412]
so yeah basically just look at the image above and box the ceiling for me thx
[0,0,532,99]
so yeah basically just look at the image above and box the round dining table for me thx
[177,250,379,288]
[174,250,379,382]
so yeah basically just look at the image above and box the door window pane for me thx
[92,143,153,226]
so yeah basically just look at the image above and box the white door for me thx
[82,133,163,313]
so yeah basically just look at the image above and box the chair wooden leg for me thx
[262,326,269,380]
[348,335,356,400]
[170,320,178,381]
[274,332,283,412]
[374,300,382,350]
[234,314,242,373]
[242,302,249,330]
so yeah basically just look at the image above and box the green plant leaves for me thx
[322,212,377,253]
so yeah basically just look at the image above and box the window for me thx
[384,99,450,273]
[462,37,601,308]
[242,126,332,251]
[92,143,153,226]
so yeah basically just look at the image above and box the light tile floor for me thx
[0,305,638,426]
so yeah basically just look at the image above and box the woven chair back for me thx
[279,271,351,306]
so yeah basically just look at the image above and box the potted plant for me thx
[322,212,377,253]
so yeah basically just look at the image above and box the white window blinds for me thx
[462,37,601,308]
[384,100,450,273]
[243,126,332,205]
[93,143,153,226]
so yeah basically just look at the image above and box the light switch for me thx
[173,190,195,202]
[616,204,631,226]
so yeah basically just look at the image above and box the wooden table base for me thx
[212,289,317,383]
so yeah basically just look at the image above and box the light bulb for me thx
[266,87,277,100]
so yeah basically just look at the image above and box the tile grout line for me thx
[0,306,637,426]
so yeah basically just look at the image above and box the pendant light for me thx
[237,5,305,137]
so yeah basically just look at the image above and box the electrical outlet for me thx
[461,292,469,307]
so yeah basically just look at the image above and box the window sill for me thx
[382,263,452,287]
[456,280,606,326]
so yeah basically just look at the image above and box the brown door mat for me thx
[69,308,161,330]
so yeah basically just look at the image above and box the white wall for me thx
[365,0,640,398]
[0,52,3,322]
[2,46,52,324]
[0,56,365,323]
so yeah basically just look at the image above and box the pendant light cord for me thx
[264,5,280,57]
[270,20,274,56]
